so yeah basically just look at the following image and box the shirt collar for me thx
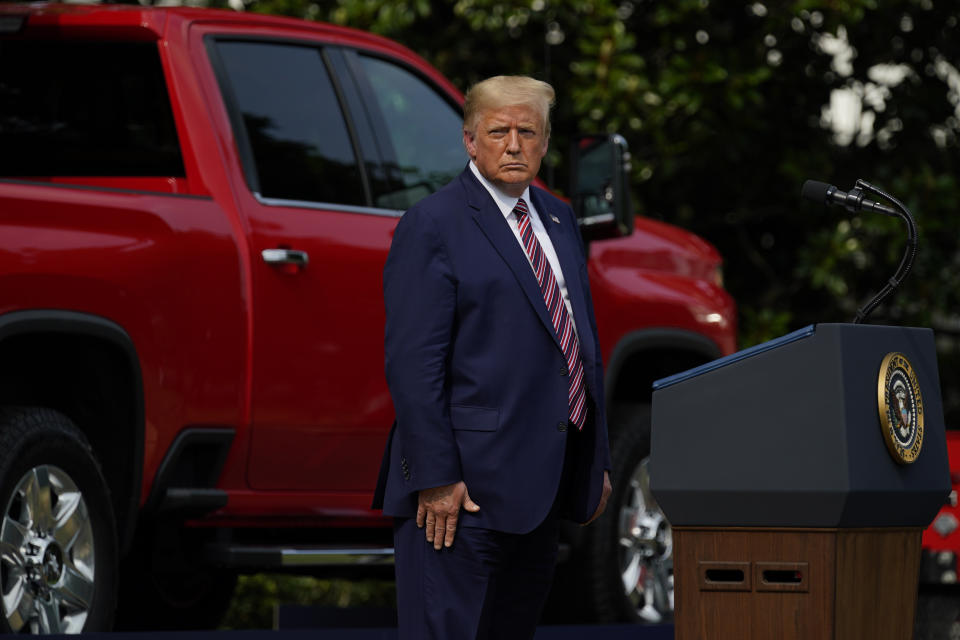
[469,161,532,220]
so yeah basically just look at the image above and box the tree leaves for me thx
[237,0,960,418]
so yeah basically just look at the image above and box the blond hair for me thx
[463,76,555,137]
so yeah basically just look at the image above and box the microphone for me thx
[799,178,918,324]
[801,180,898,216]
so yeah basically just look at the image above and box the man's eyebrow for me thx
[486,121,540,130]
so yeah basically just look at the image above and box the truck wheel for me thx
[0,407,118,633]
[586,405,673,623]
[115,544,237,630]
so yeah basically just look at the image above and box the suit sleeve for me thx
[383,206,462,493]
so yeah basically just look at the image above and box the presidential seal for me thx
[877,352,924,464]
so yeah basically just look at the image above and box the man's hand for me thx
[417,481,480,550]
[584,471,612,525]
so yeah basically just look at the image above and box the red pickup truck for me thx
[0,3,736,633]
[921,432,960,581]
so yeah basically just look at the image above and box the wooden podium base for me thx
[673,527,922,640]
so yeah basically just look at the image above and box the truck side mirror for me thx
[570,133,634,239]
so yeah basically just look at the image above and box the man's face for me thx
[463,104,549,198]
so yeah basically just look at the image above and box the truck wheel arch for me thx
[0,310,144,555]
[604,328,723,414]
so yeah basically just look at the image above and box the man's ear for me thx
[539,134,550,159]
[463,128,478,159]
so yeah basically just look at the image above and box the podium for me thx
[650,323,950,640]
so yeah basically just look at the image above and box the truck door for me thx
[205,36,464,494]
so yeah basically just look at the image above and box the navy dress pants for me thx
[393,403,596,639]
[393,515,559,640]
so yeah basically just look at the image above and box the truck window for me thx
[356,55,465,210]
[213,41,365,207]
[0,40,184,179]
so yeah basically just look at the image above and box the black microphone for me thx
[799,178,918,324]
[801,180,898,216]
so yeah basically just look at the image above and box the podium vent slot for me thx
[755,561,809,592]
[762,570,802,584]
[698,561,751,591]
[706,569,744,582]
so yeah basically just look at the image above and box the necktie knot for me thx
[513,198,529,220]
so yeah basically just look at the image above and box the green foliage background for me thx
[220,575,394,629]
[216,0,960,416]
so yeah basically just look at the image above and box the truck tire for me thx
[115,543,237,631]
[0,407,118,633]
[585,404,673,623]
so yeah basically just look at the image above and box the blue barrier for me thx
[74,628,673,640]
[535,624,674,639]
[275,605,673,638]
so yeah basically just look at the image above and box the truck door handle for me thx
[261,249,309,266]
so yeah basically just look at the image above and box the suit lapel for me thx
[530,187,598,376]
[460,170,564,353]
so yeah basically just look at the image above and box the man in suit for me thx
[373,75,612,640]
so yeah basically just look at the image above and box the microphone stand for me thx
[852,179,918,324]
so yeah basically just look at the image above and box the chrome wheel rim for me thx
[0,465,95,633]
[618,457,673,623]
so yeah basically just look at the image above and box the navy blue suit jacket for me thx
[374,167,611,534]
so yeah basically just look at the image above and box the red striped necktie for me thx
[513,198,587,430]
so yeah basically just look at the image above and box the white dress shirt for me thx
[469,161,578,334]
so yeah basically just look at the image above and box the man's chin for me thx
[494,176,532,196]
[495,171,534,186]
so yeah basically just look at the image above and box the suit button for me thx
[559,366,568,376]
[557,421,568,432]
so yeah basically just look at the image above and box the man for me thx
[373,75,612,640]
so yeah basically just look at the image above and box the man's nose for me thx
[506,129,521,153]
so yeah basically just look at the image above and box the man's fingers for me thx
[583,471,613,525]
[462,487,480,512]
[584,498,608,526]
[417,482,476,548]
[433,515,446,550]
[444,513,458,548]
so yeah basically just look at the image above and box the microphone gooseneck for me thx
[799,178,918,324]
